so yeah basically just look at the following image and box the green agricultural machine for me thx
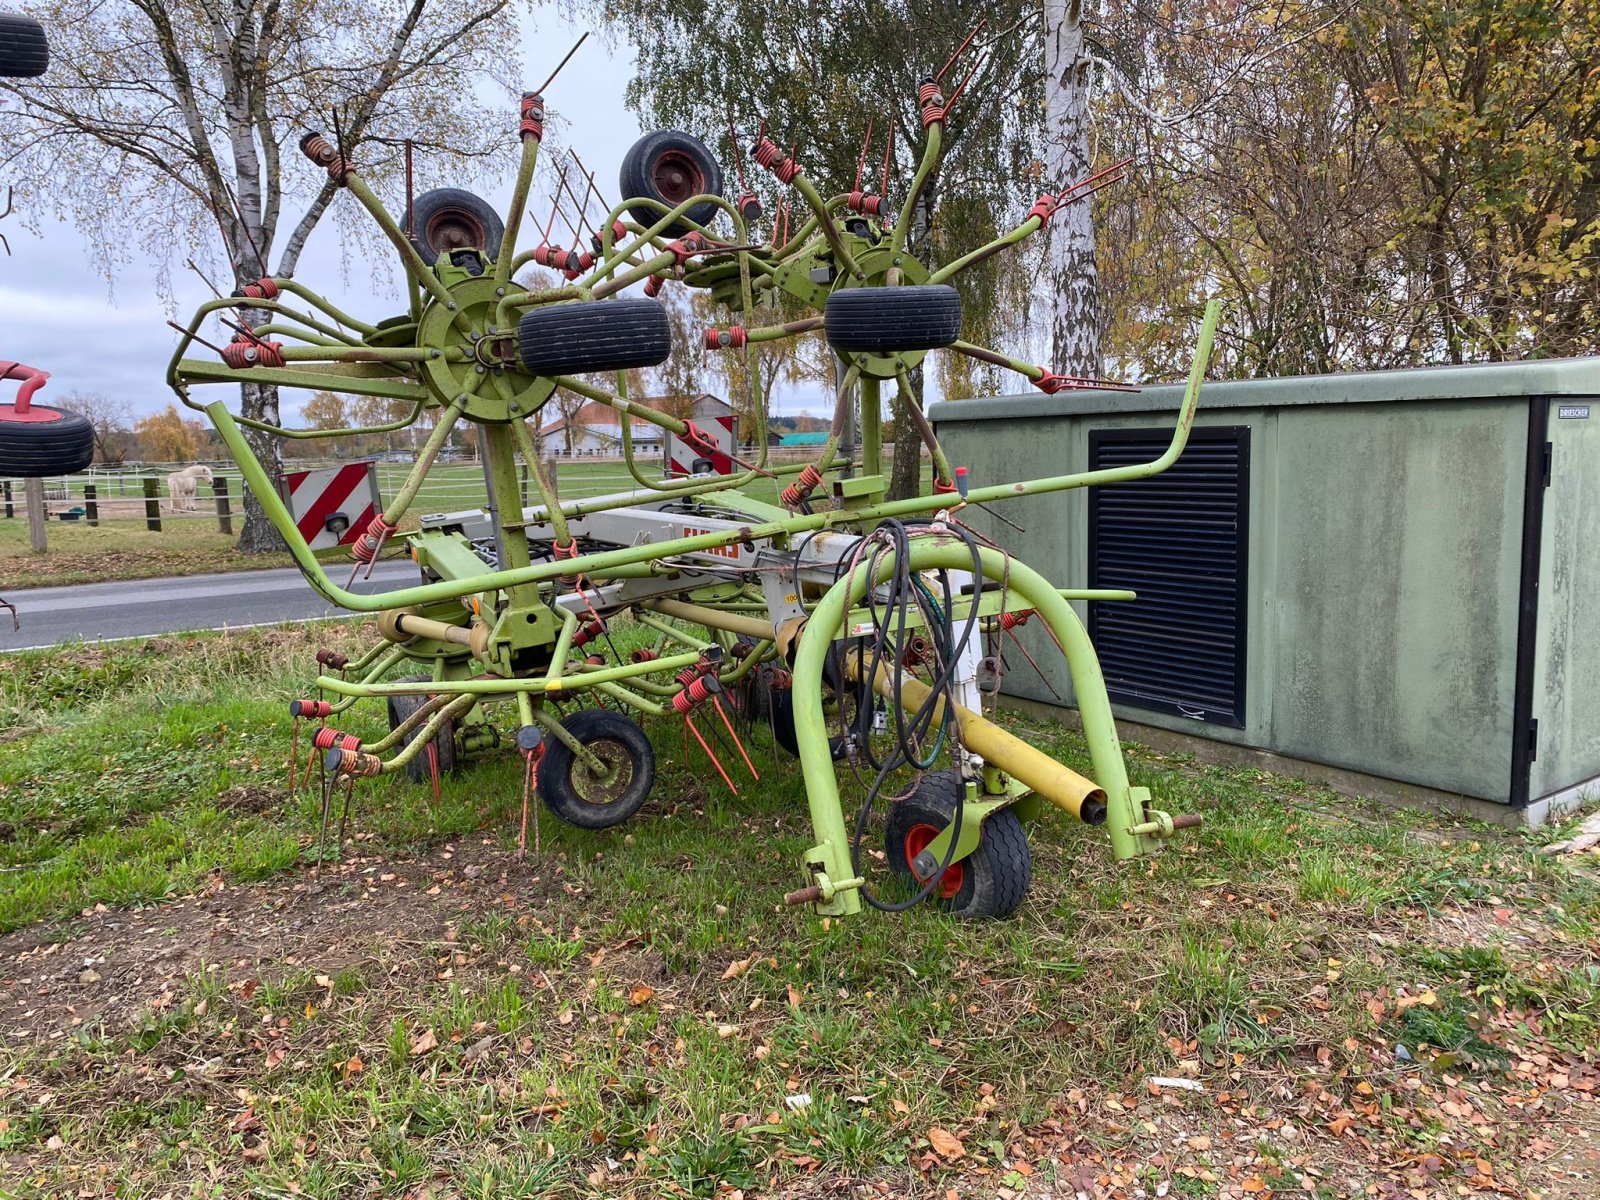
[164,35,1220,919]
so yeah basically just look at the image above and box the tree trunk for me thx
[888,365,925,500]
[1043,0,1102,376]
[236,380,288,553]
[888,182,937,499]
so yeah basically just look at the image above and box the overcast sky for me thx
[0,12,830,426]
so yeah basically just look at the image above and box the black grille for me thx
[1087,427,1250,727]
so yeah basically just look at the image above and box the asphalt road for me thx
[1,560,423,652]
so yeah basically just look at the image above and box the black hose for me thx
[845,517,986,911]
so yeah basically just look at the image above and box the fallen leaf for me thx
[629,984,655,1007]
[787,983,803,1010]
[721,954,757,981]
[409,1028,438,1056]
[927,1127,965,1160]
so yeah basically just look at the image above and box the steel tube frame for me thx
[791,539,1160,917]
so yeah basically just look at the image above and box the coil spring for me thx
[315,648,349,670]
[328,747,382,777]
[767,667,794,691]
[998,608,1037,632]
[313,727,362,753]
[351,515,397,565]
[290,698,332,719]
[780,463,823,508]
[234,277,280,300]
[643,275,665,298]
[572,616,606,648]
[629,648,659,664]
[552,537,580,582]
[585,654,607,667]
[704,325,748,351]
[671,674,721,714]
[847,192,887,216]
[299,132,352,184]
[737,191,762,221]
[520,92,545,141]
[752,138,799,184]
[221,337,286,369]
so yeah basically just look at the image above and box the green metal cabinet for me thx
[932,358,1600,821]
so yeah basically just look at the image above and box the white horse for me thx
[166,464,214,511]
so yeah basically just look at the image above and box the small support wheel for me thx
[884,770,1032,918]
[537,708,656,830]
[765,643,871,761]
[387,676,457,785]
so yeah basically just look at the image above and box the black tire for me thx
[824,284,963,353]
[537,708,656,830]
[884,771,1033,918]
[517,299,672,377]
[0,14,48,78]
[387,676,457,785]
[0,407,94,476]
[403,187,505,266]
[767,653,871,762]
[619,130,724,237]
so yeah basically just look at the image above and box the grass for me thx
[1,459,797,589]
[1,625,1598,1197]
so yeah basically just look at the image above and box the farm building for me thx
[932,358,1600,825]
[538,394,740,457]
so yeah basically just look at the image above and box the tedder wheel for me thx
[387,676,458,785]
[403,187,506,266]
[824,284,964,353]
[618,130,724,237]
[537,708,656,830]
[0,407,94,476]
[517,298,673,377]
[884,769,1033,919]
[0,14,48,78]
[766,648,872,762]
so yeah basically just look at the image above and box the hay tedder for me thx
[165,33,1220,919]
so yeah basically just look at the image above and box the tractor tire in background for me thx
[0,14,49,78]
[883,769,1033,919]
[403,187,505,266]
[537,708,656,830]
[823,284,963,353]
[618,130,724,237]
[387,677,458,785]
[517,299,673,377]
[0,407,94,476]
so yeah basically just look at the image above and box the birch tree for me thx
[0,0,519,550]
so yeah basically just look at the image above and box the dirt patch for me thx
[211,785,283,816]
[0,836,540,1042]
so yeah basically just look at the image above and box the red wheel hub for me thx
[904,822,964,899]
[650,150,705,206]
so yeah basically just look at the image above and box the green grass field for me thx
[2,625,1597,1197]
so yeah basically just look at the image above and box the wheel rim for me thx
[904,823,964,899]
[424,208,487,255]
[650,150,705,206]
[569,739,633,807]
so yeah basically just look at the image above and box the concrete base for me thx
[1000,695,1598,830]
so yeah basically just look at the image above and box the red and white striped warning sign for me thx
[665,415,736,477]
[277,462,381,550]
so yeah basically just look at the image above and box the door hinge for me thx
[1542,442,1553,488]
[1527,718,1539,762]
